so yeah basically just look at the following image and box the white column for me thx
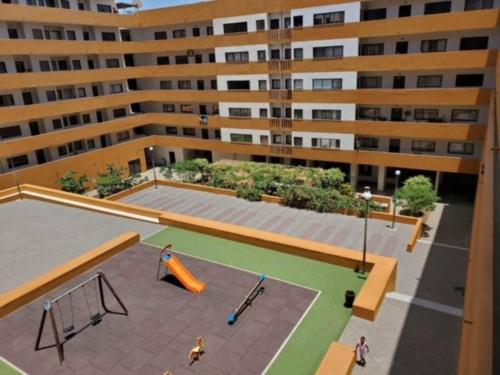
[350,163,358,187]
[377,166,386,192]
[435,171,441,193]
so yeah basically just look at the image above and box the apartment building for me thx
[0,0,498,197]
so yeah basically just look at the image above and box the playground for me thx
[0,190,372,374]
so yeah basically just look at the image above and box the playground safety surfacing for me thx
[0,243,317,375]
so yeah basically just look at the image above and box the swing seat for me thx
[62,325,76,340]
[91,313,102,326]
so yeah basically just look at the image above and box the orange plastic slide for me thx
[162,254,207,294]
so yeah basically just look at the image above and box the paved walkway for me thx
[0,199,162,294]
[120,185,414,256]
[0,243,316,375]
[340,202,471,374]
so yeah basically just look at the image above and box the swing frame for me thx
[34,271,128,365]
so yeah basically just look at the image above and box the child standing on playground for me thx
[188,336,205,363]
[355,336,369,366]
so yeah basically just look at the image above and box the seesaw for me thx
[228,274,267,324]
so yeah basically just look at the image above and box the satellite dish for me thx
[133,0,142,9]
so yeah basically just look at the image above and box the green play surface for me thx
[145,227,365,375]
[0,359,22,375]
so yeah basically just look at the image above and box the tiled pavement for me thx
[0,243,317,375]
[120,186,414,256]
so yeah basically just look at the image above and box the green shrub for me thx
[95,164,145,198]
[57,171,89,195]
[163,158,210,182]
[397,175,439,216]
[236,187,263,201]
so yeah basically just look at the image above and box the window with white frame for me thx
[358,107,380,119]
[312,109,341,120]
[421,39,447,53]
[414,108,439,121]
[358,76,382,88]
[230,133,252,142]
[312,138,340,149]
[448,142,474,154]
[313,78,342,90]
[451,109,479,122]
[228,108,252,117]
[225,51,249,63]
[412,140,436,152]
[417,75,443,88]
[313,46,343,58]
[313,11,345,25]
[110,84,123,93]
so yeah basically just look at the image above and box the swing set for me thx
[34,271,128,365]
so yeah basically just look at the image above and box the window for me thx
[271,79,281,90]
[225,51,249,63]
[72,60,82,70]
[421,39,447,52]
[358,76,382,88]
[214,129,221,139]
[97,4,112,13]
[61,0,70,8]
[223,22,247,34]
[166,126,178,135]
[101,32,116,41]
[173,29,186,39]
[465,0,493,10]
[260,135,269,145]
[209,53,215,63]
[312,138,340,149]
[294,109,303,119]
[87,139,95,149]
[117,131,130,141]
[105,59,120,68]
[33,29,44,39]
[414,109,439,121]
[110,83,123,93]
[157,56,170,65]
[424,1,451,14]
[448,142,474,155]
[206,26,214,35]
[77,87,86,97]
[46,90,57,102]
[259,108,268,118]
[412,140,436,152]
[399,4,412,17]
[8,155,29,168]
[358,137,379,149]
[293,48,303,60]
[256,19,265,31]
[358,107,381,119]
[160,80,172,90]
[195,54,202,63]
[82,114,91,123]
[460,36,489,50]
[293,137,303,146]
[227,80,250,90]
[68,115,79,125]
[175,55,189,64]
[314,11,345,25]
[417,75,443,88]
[257,50,266,61]
[179,104,193,113]
[229,108,252,117]
[0,62,6,74]
[312,110,341,120]
[313,46,343,58]
[8,28,18,39]
[293,15,303,28]
[270,49,280,60]
[52,119,63,129]
[362,8,387,20]
[258,80,267,90]
[451,109,479,122]
[192,27,200,37]
[183,128,196,136]
[313,78,342,90]
[360,43,384,55]
[58,146,67,156]
[455,74,484,87]
[0,125,22,139]
[178,80,192,89]
[66,30,76,40]
[211,80,217,90]
[39,61,51,71]
[113,108,127,118]
[22,92,33,105]
[270,19,280,29]
[293,79,303,90]
[154,31,167,40]
[230,134,252,143]
[163,104,175,112]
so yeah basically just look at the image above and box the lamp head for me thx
[362,186,372,201]
[395,170,401,176]
[148,146,154,151]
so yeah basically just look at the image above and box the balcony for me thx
[269,118,292,130]
[270,145,293,155]
[268,59,292,73]
[268,89,292,101]
[267,29,291,43]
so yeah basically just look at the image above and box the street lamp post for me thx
[361,186,372,275]
[149,146,157,189]
[391,170,401,229]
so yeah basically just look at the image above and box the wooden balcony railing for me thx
[267,59,292,72]
[269,118,293,130]
[267,28,291,42]
[268,89,292,101]
[270,145,293,155]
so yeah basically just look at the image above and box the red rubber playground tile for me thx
[0,243,317,375]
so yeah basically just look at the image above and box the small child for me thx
[355,336,369,366]
[188,336,205,363]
